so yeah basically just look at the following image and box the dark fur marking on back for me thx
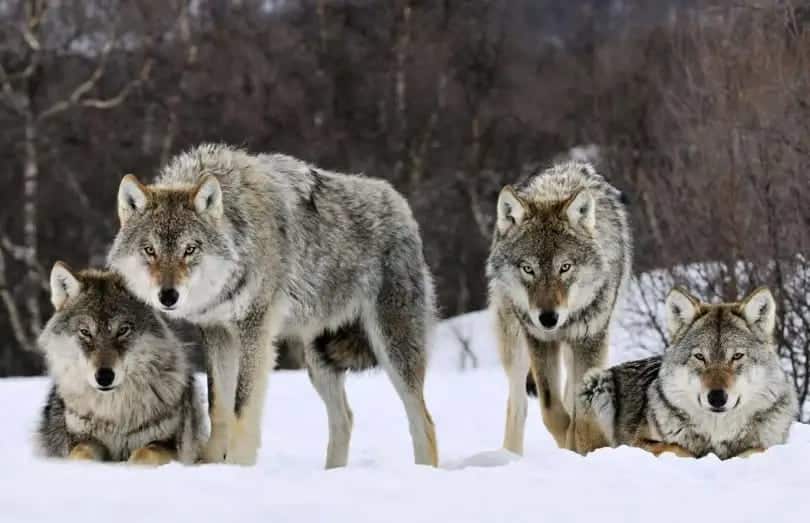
[305,169,325,215]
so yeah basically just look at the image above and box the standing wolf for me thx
[487,161,631,454]
[37,264,205,464]
[108,144,438,467]
[581,287,797,459]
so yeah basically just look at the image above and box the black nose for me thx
[538,311,559,329]
[158,288,179,307]
[95,368,115,388]
[707,389,728,409]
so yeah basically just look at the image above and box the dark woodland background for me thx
[1,1,809,407]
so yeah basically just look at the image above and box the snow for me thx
[3,364,810,522]
[4,286,810,522]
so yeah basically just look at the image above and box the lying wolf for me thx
[37,264,205,465]
[581,287,797,459]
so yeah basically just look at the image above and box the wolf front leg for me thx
[67,441,107,462]
[227,304,280,466]
[497,311,531,455]
[564,332,609,454]
[201,324,239,464]
[526,337,571,449]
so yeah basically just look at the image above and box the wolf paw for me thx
[68,443,104,462]
[128,445,174,467]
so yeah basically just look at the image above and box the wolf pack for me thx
[34,143,797,467]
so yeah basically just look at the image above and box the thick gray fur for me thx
[37,268,205,463]
[487,161,631,454]
[108,143,438,467]
[582,291,798,459]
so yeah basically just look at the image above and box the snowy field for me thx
[3,303,810,522]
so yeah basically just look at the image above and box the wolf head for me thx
[660,286,782,415]
[107,174,239,317]
[487,183,603,333]
[39,263,181,394]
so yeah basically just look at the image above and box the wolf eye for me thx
[693,353,706,363]
[143,246,156,257]
[560,263,572,274]
[184,245,197,256]
[520,263,534,276]
[79,328,92,339]
[732,353,744,361]
[117,324,132,338]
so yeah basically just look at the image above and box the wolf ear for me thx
[50,262,80,311]
[564,189,596,233]
[740,287,776,337]
[117,175,148,225]
[192,175,223,220]
[666,287,700,339]
[497,186,527,235]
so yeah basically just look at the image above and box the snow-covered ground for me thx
[4,366,810,522]
[3,296,810,522]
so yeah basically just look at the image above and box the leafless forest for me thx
[1,0,808,408]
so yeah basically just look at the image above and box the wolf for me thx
[487,161,631,454]
[36,263,206,465]
[107,144,438,468]
[581,287,798,459]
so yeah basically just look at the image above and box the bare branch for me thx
[80,58,153,109]
[0,247,35,352]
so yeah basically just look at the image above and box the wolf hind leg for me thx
[202,325,239,464]
[364,305,438,467]
[227,305,279,466]
[305,347,354,469]
[497,313,530,454]
[527,338,570,449]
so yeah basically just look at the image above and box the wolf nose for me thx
[538,311,559,329]
[158,288,179,307]
[707,389,728,409]
[95,368,115,388]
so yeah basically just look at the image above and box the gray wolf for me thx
[37,263,205,465]
[108,144,438,467]
[581,286,798,459]
[487,161,631,454]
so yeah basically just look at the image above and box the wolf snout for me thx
[158,287,180,308]
[538,310,559,329]
[707,389,728,411]
[95,368,116,390]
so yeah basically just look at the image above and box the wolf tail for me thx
[579,368,616,445]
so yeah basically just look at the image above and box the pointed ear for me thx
[564,189,596,233]
[496,186,527,235]
[50,262,81,311]
[117,174,148,225]
[192,175,223,219]
[740,287,776,337]
[666,287,700,339]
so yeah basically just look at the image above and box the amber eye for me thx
[560,263,572,274]
[117,324,131,338]
[694,353,706,363]
[520,263,534,276]
[184,245,197,256]
[732,353,744,361]
[79,328,92,339]
[143,246,156,257]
